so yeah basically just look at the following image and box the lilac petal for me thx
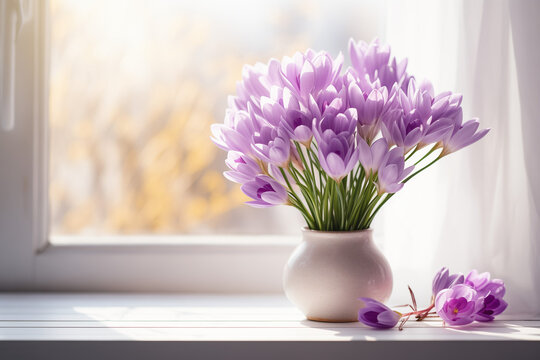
[361,310,380,324]
[211,124,248,152]
[423,119,454,144]
[245,200,273,208]
[416,91,432,120]
[451,285,477,301]
[360,297,385,306]
[432,267,450,295]
[348,82,365,111]
[349,38,361,70]
[363,90,384,124]
[384,182,404,193]
[401,165,414,179]
[391,122,405,145]
[309,95,321,119]
[325,153,346,179]
[345,148,360,174]
[431,98,450,119]
[358,138,373,172]
[465,269,491,291]
[377,310,400,327]
[299,61,315,96]
[293,126,312,143]
[261,191,287,205]
[282,87,299,111]
[223,171,252,184]
[455,120,480,141]
[481,279,506,298]
[448,316,475,326]
[358,297,399,329]
[435,289,452,309]
[371,138,388,169]
[381,164,398,183]
[403,127,423,149]
[241,182,260,199]
[466,128,490,147]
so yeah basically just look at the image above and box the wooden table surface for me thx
[0,293,538,359]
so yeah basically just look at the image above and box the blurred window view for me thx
[49,0,381,235]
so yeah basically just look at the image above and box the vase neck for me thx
[301,228,373,243]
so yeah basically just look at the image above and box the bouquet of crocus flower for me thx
[211,39,489,231]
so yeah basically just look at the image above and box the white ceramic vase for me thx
[283,228,393,322]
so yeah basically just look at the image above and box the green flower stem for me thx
[335,179,347,229]
[277,136,446,230]
[413,144,440,166]
[279,167,315,228]
[348,174,375,229]
[288,162,324,229]
[405,156,441,184]
[321,176,330,228]
[405,146,418,161]
[357,192,382,228]
[294,142,315,187]
[294,142,328,229]
[347,166,366,215]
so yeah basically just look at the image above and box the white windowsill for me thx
[0,294,539,360]
[49,235,300,248]
[27,236,300,293]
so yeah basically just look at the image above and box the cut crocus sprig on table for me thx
[358,268,508,330]
[211,38,489,231]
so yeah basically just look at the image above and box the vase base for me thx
[306,316,358,323]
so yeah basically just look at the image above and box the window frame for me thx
[0,0,298,292]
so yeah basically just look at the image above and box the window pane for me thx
[49,0,381,235]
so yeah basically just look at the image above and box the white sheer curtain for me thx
[378,0,540,315]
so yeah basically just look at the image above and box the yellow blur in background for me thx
[49,0,379,235]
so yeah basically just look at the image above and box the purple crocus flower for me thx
[439,109,490,156]
[475,292,508,322]
[432,267,465,297]
[229,62,272,116]
[357,137,388,176]
[211,110,260,156]
[241,175,290,208]
[380,79,469,153]
[308,84,348,122]
[313,108,360,181]
[278,86,314,146]
[281,109,313,146]
[380,80,434,153]
[316,134,359,182]
[358,298,401,329]
[464,270,508,322]
[280,50,343,101]
[418,117,455,149]
[376,147,414,194]
[430,91,463,122]
[251,126,291,167]
[435,284,481,326]
[259,91,287,128]
[476,278,506,298]
[348,38,411,91]
[223,151,262,184]
[347,81,394,143]
[464,269,491,292]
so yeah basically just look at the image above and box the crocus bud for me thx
[358,298,401,329]
[432,267,464,298]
